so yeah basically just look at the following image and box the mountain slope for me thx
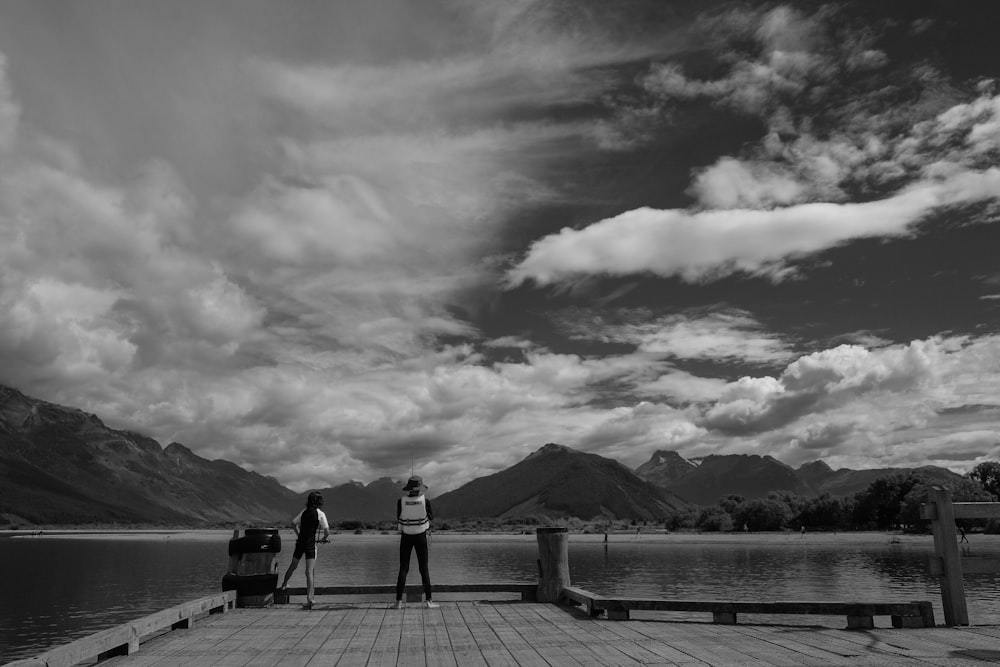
[284,477,402,523]
[0,385,296,525]
[797,460,963,498]
[635,450,697,487]
[433,443,687,521]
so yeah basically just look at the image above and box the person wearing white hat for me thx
[393,475,438,609]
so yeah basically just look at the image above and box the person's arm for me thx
[291,510,302,538]
[396,498,402,532]
[319,511,330,542]
[425,498,433,523]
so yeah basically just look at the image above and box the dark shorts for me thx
[293,543,317,560]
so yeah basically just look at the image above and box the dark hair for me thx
[306,491,324,508]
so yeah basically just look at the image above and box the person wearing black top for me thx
[280,490,330,609]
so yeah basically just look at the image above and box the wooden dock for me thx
[12,514,1000,666]
[36,599,1000,667]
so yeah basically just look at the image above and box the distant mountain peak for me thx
[798,460,833,473]
[434,442,686,521]
[0,384,26,401]
[635,449,696,487]
[653,450,687,465]
[164,442,195,456]
[526,442,574,459]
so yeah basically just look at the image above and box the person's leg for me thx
[395,534,414,607]
[414,532,436,607]
[304,552,317,606]
[281,556,300,589]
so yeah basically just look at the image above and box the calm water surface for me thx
[2,531,999,662]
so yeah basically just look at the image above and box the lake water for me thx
[2,531,999,662]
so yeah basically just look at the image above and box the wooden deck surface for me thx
[96,600,1000,666]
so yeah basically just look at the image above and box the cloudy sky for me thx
[2,0,999,493]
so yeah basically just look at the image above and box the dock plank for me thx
[453,602,520,667]
[105,608,264,667]
[474,603,551,667]
[682,621,835,667]
[579,612,717,665]
[304,604,371,666]
[191,610,284,667]
[338,604,387,667]
[276,607,352,667]
[421,605,458,667]
[522,604,645,666]
[500,604,587,667]
[242,607,331,667]
[441,603,488,667]
[722,623,863,666]
[512,602,645,666]
[893,628,1000,666]
[397,602,427,667]
[367,602,404,667]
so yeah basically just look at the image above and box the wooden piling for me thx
[535,526,570,603]
[927,487,969,625]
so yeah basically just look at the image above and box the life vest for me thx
[399,494,430,534]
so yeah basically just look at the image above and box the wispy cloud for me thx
[507,1,1000,289]
[558,310,793,365]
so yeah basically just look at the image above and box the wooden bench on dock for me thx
[562,586,936,628]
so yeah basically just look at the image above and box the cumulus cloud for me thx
[636,370,729,405]
[508,168,1000,286]
[683,334,1000,472]
[702,340,940,435]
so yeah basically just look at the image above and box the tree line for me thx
[662,461,1000,533]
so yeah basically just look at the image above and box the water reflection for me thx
[569,538,1000,626]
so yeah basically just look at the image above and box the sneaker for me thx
[302,601,314,610]
[424,601,439,609]
[392,600,404,610]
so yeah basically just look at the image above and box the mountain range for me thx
[633,450,963,505]
[0,385,965,526]
[0,385,297,525]
[432,443,686,521]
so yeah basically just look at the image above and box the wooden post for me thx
[928,487,969,625]
[536,526,570,603]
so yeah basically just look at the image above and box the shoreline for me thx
[1,528,962,546]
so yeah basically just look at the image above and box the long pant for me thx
[396,532,431,600]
